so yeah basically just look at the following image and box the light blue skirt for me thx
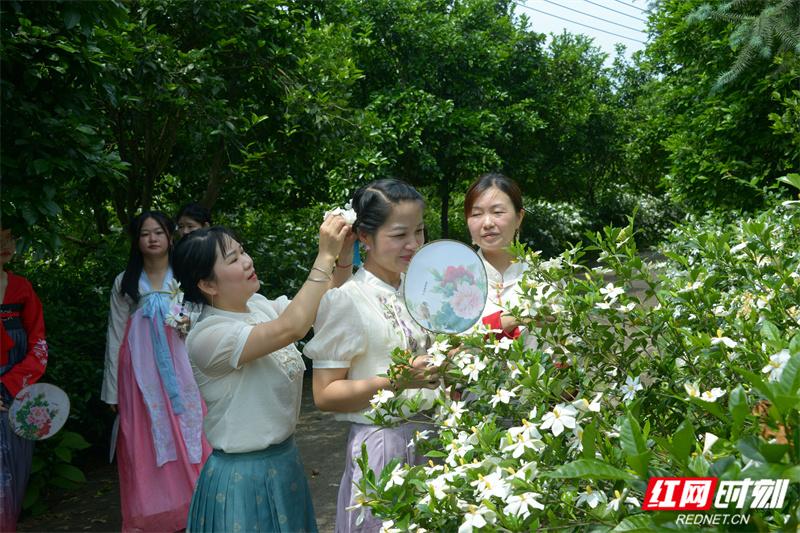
[188,436,317,533]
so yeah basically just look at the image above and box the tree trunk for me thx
[439,174,450,238]
[201,138,227,209]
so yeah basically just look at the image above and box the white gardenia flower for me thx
[471,471,511,500]
[384,463,407,489]
[684,381,700,399]
[458,505,496,533]
[427,351,448,368]
[427,475,450,501]
[428,339,451,357]
[567,425,584,454]
[572,392,602,413]
[730,242,748,254]
[607,489,639,512]
[539,403,578,437]
[701,388,726,402]
[595,301,613,310]
[620,375,643,402]
[504,491,545,519]
[600,283,625,301]
[503,420,545,458]
[370,389,395,407]
[323,206,357,225]
[489,387,518,407]
[462,357,487,382]
[763,349,791,382]
[576,486,607,508]
[703,432,719,457]
[711,329,738,348]
[485,337,514,354]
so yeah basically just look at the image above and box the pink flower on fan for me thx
[441,265,474,287]
[450,282,483,319]
[26,405,51,428]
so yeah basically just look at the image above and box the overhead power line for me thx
[513,2,646,44]
[611,0,648,14]
[582,0,647,23]
[540,0,645,33]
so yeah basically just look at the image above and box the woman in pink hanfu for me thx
[102,211,211,532]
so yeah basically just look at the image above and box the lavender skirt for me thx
[336,423,425,533]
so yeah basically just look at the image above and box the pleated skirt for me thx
[0,409,34,532]
[187,436,317,533]
[336,423,426,533]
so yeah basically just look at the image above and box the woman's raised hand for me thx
[318,215,351,262]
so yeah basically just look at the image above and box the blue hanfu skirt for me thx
[187,436,317,533]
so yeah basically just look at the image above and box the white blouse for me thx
[186,294,306,453]
[479,250,537,348]
[304,268,435,424]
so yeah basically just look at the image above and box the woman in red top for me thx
[0,227,48,532]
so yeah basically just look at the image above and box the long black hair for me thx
[173,226,239,305]
[351,178,424,236]
[120,211,174,303]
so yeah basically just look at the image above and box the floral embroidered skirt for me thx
[188,436,317,533]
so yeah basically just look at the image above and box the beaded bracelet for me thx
[335,260,353,268]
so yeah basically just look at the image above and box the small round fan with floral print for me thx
[9,383,70,440]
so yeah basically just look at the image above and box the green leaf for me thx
[22,484,40,510]
[729,385,749,434]
[54,446,72,463]
[59,431,91,450]
[759,443,790,463]
[760,320,781,343]
[54,464,86,483]
[778,353,800,395]
[688,396,726,421]
[734,366,774,402]
[620,412,651,478]
[736,436,766,463]
[30,456,45,473]
[671,419,695,460]
[611,514,661,532]
[581,422,597,460]
[778,173,800,191]
[540,459,635,480]
[32,159,50,175]
[64,10,80,29]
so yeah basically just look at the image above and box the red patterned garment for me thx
[0,271,48,397]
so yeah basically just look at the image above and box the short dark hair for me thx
[120,211,175,302]
[172,226,238,305]
[352,178,424,236]
[176,202,212,226]
[464,173,524,218]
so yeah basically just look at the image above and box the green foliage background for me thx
[1,0,797,516]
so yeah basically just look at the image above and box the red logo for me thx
[642,477,719,511]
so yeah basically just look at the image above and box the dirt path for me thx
[17,380,350,533]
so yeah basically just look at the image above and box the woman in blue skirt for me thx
[173,214,352,533]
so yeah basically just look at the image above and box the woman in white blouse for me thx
[173,216,350,533]
[464,173,531,342]
[304,178,440,533]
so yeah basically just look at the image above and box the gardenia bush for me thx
[357,197,800,531]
